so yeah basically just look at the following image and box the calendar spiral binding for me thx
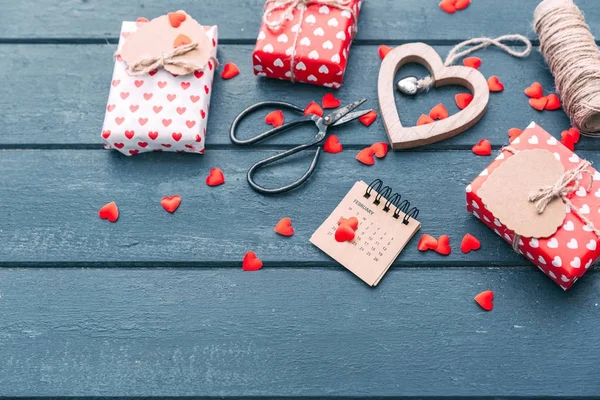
[364,179,419,225]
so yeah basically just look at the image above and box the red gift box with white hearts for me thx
[467,122,600,290]
[101,18,218,156]
[252,0,361,88]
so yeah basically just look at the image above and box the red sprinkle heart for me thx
[242,251,263,271]
[221,62,240,80]
[429,103,449,120]
[474,290,494,311]
[322,93,341,109]
[434,235,452,255]
[455,0,470,10]
[562,127,581,144]
[455,93,473,110]
[173,34,192,48]
[304,101,323,117]
[338,217,359,231]
[275,217,294,237]
[99,202,119,222]
[161,195,181,213]
[359,110,377,127]
[529,96,548,111]
[356,147,376,165]
[463,57,481,70]
[335,223,356,242]
[487,76,504,92]
[265,110,285,127]
[168,12,187,28]
[439,0,457,14]
[417,234,438,251]
[524,82,544,99]
[206,168,225,186]
[472,139,492,156]
[323,135,343,153]
[545,93,561,110]
[370,142,388,158]
[460,233,481,253]
[378,45,394,60]
[417,114,434,126]
[508,128,523,143]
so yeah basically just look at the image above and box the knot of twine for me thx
[262,0,358,82]
[119,43,218,76]
[415,35,532,92]
[534,0,600,135]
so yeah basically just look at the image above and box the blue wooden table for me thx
[2,0,600,398]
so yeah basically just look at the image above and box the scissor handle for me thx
[230,101,315,145]
[247,132,326,194]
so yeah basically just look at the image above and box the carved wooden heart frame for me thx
[378,43,489,150]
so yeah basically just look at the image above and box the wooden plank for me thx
[2,0,600,43]
[0,266,599,397]
[0,44,586,149]
[3,148,600,266]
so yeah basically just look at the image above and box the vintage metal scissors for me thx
[230,99,372,194]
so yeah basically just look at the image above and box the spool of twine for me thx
[534,0,600,136]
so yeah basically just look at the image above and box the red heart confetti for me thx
[439,0,456,14]
[359,110,377,127]
[206,168,225,186]
[417,114,434,126]
[161,195,181,213]
[265,110,284,127]
[322,93,341,109]
[429,103,449,120]
[356,147,376,165]
[417,234,438,251]
[455,0,470,10]
[378,45,394,60]
[455,93,473,110]
[221,62,240,80]
[472,139,492,156]
[524,82,544,99]
[487,76,504,92]
[323,135,343,153]
[242,251,263,271]
[173,34,192,48]
[463,56,482,70]
[370,142,388,158]
[460,233,481,253]
[474,290,494,311]
[168,12,187,28]
[304,101,323,117]
[275,217,294,237]
[338,217,359,231]
[335,223,356,242]
[508,128,523,143]
[529,96,548,111]
[545,93,561,110]
[99,202,119,222]
[434,235,452,255]
[562,127,581,144]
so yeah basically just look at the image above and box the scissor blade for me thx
[331,109,373,127]
[323,98,368,126]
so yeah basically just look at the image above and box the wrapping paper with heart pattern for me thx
[252,0,361,88]
[101,21,218,156]
[467,123,600,290]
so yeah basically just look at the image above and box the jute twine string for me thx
[415,35,532,91]
[501,146,600,252]
[262,0,357,82]
[534,0,600,135]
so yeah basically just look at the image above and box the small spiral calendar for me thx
[310,179,421,286]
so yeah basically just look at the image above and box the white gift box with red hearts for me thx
[101,21,218,155]
[467,123,600,290]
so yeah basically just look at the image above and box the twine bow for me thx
[123,42,201,76]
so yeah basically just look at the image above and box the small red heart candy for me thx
[206,168,225,186]
[417,234,438,251]
[545,93,561,110]
[487,76,504,92]
[417,114,434,126]
[562,127,581,144]
[322,93,341,109]
[474,290,494,311]
[455,93,473,110]
[242,251,263,271]
[221,62,240,80]
[168,11,187,28]
[335,223,356,242]
[439,0,457,14]
[472,139,492,156]
[378,45,394,60]
[99,202,119,222]
[338,217,359,231]
[275,217,294,237]
[434,235,452,255]
[460,233,481,253]
[356,147,376,165]
[508,128,523,143]
[303,101,323,117]
[524,82,544,99]
[173,34,192,48]
[370,142,388,158]
[265,110,284,127]
[359,110,377,127]
[161,195,181,213]
[455,0,470,10]
[529,96,548,111]
[323,135,343,153]
[429,103,449,120]
[463,56,481,69]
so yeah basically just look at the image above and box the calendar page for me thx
[310,181,421,286]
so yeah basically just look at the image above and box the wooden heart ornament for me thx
[378,43,489,149]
